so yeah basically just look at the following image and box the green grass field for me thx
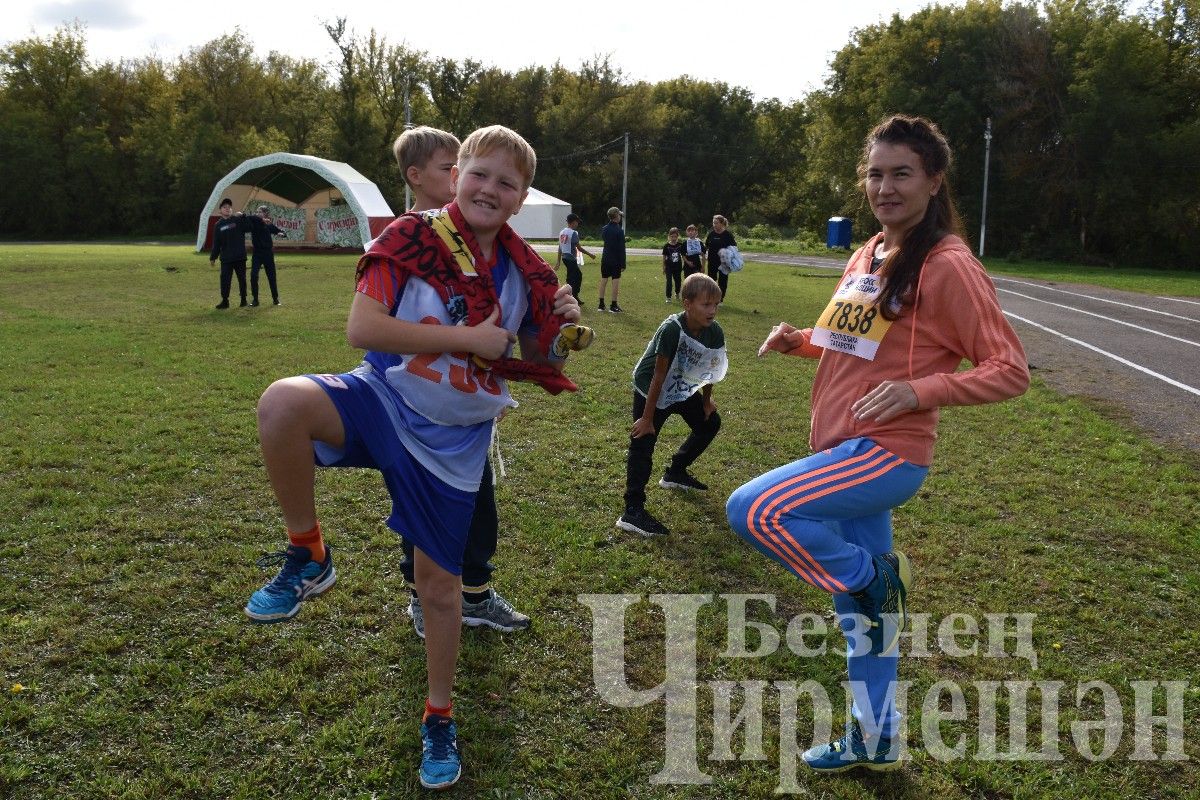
[1,244,1197,799]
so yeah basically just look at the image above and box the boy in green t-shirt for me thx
[618,273,727,537]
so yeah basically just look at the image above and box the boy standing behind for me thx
[390,125,534,639]
[617,273,726,537]
[243,125,586,789]
[662,226,686,302]
[556,212,595,301]
[598,206,626,312]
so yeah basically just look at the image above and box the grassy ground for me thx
[1,244,1197,799]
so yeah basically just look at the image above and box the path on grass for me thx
[535,245,1200,453]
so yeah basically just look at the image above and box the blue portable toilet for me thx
[826,217,852,249]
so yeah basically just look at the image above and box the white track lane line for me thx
[1157,296,1200,306]
[1005,312,1200,397]
[998,288,1200,348]
[994,277,1200,322]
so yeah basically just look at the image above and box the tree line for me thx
[1,0,1196,266]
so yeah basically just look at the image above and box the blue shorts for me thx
[305,371,476,576]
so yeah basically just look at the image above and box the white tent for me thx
[509,187,570,239]
[196,152,395,250]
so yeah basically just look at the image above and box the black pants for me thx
[401,459,498,589]
[251,251,278,302]
[220,259,247,302]
[665,266,682,299]
[707,263,728,300]
[624,390,721,512]
[563,255,582,299]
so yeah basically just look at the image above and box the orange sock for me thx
[288,523,325,562]
[424,698,453,721]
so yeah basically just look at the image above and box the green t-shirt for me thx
[633,313,726,395]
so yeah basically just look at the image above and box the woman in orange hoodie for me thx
[726,115,1029,773]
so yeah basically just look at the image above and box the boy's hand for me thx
[703,397,717,419]
[552,284,581,322]
[757,322,800,356]
[471,307,517,361]
[631,417,656,438]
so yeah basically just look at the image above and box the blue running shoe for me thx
[848,551,911,655]
[244,544,336,623]
[419,714,462,789]
[803,720,901,773]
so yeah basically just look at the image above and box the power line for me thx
[538,136,626,163]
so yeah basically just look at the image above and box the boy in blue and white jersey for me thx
[242,125,584,790]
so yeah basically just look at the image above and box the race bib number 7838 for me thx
[810,273,895,360]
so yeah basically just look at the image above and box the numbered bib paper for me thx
[811,273,895,361]
[656,326,728,408]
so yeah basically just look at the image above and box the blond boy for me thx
[245,125,582,789]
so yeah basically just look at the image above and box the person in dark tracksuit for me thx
[209,197,252,309]
[249,204,285,306]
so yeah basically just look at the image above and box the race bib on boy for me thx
[657,325,728,408]
[811,272,896,360]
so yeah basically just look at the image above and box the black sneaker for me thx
[239,298,248,307]
[250,298,260,307]
[609,302,623,313]
[616,507,669,537]
[659,469,708,491]
[598,300,607,312]
[273,298,281,306]
[215,300,229,309]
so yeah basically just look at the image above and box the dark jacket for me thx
[210,216,251,264]
[248,216,284,252]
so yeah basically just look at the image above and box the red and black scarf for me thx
[356,202,576,394]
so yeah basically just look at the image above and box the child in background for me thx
[556,212,595,301]
[209,198,251,308]
[683,224,704,277]
[617,273,726,537]
[243,125,587,789]
[249,205,285,306]
[662,227,685,303]
[598,206,626,312]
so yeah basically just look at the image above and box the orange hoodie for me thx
[796,233,1029,466]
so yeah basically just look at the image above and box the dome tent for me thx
[196,152,395,251]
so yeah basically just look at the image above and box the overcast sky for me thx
[8,0,955,103]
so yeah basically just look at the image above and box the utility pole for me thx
[621,132,629,231]
[979,117,992,258]
[403,80,413,211]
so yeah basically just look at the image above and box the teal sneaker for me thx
[803,720,901,773]
[849,552,911,655]
[419,714,462,789]
[244,545,336,623]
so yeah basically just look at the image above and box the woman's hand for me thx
[552,284,581,322]
[757,322,800,356]
[851,380,919,423]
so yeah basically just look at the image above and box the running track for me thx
[536,245,1200,450]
